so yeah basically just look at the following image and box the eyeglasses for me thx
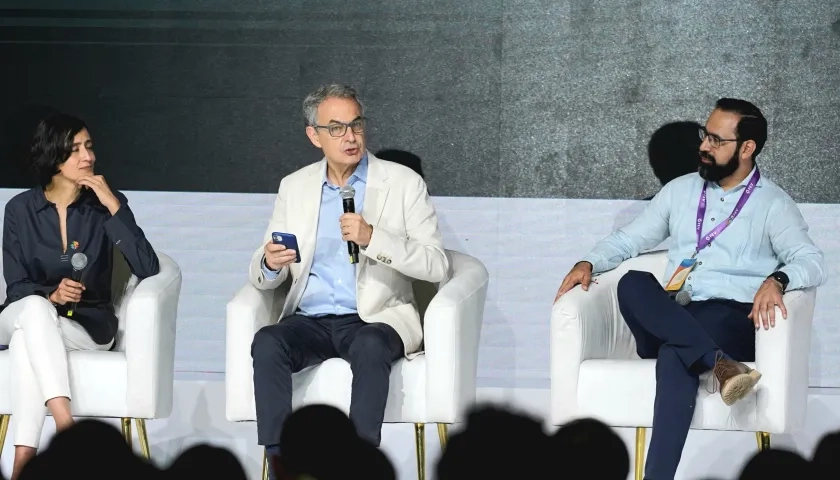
[698,126,738,149]
[313,118,366,138]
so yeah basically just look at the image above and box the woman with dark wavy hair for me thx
[0,113,160,479]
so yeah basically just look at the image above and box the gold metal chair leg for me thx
[635,427,646,480]
[414,423,426,480]
[756,431,770,451]
[262,450,270,480]
[437,423,448,450]
[0,414,10,458]
[121,418,132,449]
[134,419,151,460]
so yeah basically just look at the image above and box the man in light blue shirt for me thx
[261,155,367,316]
[250,85,448,480]
[555,98,826,480]
[253,86,406,465]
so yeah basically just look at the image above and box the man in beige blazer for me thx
[250,84,449,471]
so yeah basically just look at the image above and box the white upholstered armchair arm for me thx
[423,251,489,422]
[754,288,816,433]
[123,252,182,418]
[550,253,672,424]
[550,273,638,423]
[225,279,288,421]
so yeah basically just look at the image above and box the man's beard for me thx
[698,150,740,182]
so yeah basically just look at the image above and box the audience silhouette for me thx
[812,430,840,479]
[5,405,839,479]
[436,405,550,480]
[271,404,395,480]
[552,418,630,479]
[163,444,247,480]
[738,448,814,479]
[17,420,159,480]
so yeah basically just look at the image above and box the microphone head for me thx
[339,185,355,200]
[71,252,88,271]
[675,290,692,306]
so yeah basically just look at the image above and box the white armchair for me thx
[0,250,182,460]
[226,249,489,480]
[550,250,816,480]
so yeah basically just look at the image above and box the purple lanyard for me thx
[695,169,760,256]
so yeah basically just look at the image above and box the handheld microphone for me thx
[674,290,692,306]
[66,252,88,317]
[339,185,359,264]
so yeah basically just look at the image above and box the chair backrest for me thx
[0,260,6,305]
[111,249,139,350]
[111,247,134,308]
[411,251,453,350]
[412,279,439,321]
[410,248,455,321]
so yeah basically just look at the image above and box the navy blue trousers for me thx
[616,270,755,480]
[251,314,404,447]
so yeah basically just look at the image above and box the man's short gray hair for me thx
[302,84,365,127]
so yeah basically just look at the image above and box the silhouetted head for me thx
[348,441,396,480]
[280,404,358,451]
[374,149,424,179]
[812,430,840,477]
[738,448,812,480]
[647,121,702,185]
[436,406,549,480]
[275,404,365,479]
[19,420,160,480]
[165,444,247,480]
[552,418,629,480]
[698,98,767,184]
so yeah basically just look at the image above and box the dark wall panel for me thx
[1,1,838,201]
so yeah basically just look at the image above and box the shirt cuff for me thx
[777,266,800,292]
[579,254,606,274]
[261,258,280,281]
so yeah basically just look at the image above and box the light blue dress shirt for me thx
[582,167,826,303]
[262,155,367,316]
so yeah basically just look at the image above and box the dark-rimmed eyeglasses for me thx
[313,118,366,138]
[698,126,738,149]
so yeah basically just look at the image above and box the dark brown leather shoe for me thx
[713,357,762,406]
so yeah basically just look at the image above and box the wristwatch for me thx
[767,271,789,292]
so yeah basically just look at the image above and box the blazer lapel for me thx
[363,153,390,229]
[358,153,389,282]
[298,160,326,274]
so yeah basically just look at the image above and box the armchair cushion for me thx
[574,359,759,430]
[291,357,429,423]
